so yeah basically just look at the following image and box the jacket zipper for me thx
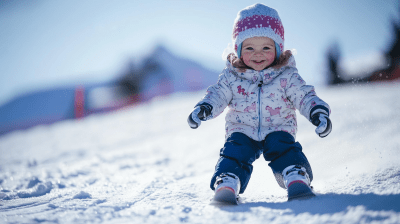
[258,71,263,140]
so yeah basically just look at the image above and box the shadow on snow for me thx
[217,193,400,215]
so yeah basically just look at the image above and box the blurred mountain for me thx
[118,45,218,101]
[0,45,219,136]
[0,87,76,135]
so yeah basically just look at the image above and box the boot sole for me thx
[288,182,316,201]
[213,186,238,205]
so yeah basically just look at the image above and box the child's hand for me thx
[311,112,332,138]
[187,104,212,129]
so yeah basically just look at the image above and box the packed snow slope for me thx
[1,82,400,223]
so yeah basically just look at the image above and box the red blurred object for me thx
[74,86,85,118]
[368,64,400,82]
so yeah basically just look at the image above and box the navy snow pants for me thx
[210,131,313,194]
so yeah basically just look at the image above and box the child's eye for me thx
[245,47,254,50]
[263,47,270,50]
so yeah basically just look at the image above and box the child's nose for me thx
[254,49,264,55]
[254,50,263,56]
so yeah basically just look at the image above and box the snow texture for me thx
[0,83,400,223]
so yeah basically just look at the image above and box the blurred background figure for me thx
[327,19,400,85]
[0,0,398,136]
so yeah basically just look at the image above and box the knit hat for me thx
[233,4,284,59]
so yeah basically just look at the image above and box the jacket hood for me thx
[226,50,296,85]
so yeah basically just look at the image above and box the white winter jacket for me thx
[197,51,330,141]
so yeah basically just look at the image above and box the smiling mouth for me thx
[252,60,266,64]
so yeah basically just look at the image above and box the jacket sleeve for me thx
[196,69,233,119]
[285,68,330,121]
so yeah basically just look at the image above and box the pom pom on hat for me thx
[233,4,284,59]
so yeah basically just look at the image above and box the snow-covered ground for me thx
[1,83,400,223]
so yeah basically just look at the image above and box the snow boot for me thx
[213,173,240,204]
[283,165,316,201]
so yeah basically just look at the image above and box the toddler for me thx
[188,3,332,203]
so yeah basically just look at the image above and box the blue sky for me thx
[0,0,398,105]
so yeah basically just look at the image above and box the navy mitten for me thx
[310,107,332,138]
[187,103,213,129]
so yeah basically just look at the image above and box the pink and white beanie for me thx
[233,3,284,59]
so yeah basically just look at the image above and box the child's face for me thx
[241,37,276,71]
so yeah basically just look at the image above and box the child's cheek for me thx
[265,51,275,61]
[241,52,252,66]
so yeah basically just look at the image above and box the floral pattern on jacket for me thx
[197,54,330,141]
